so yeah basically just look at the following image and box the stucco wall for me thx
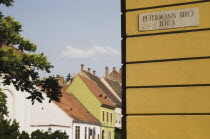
[67,76,101,119]
[1,81,73,137]
[1,84,31,133]
[101,126,115,139]
[30,93,73,127]
[73,123,100,139]
[114,107,122,128]
[100,107,115,128]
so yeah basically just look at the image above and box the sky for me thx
[1,0,121,78]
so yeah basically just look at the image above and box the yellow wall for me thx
[126,0,205,10]
[126,31,210,62]
[127,116,210,139]
[122,0,210,138]
[126,3,210,36]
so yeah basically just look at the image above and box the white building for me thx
[55,86,101,139]
[1,81,101,138]
[1,82,73,136]
[101,77,122,129]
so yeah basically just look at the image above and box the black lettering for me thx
[172,20,175,26]
[159,15,164,20]
[171,13,177,19]
[143,16,148,21]
[155,14,159,20]
[180,12,185,18]
[159,20,163,27]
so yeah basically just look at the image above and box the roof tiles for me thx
[54,86,100,124]
[82,71,121,107]
[79,75,115,107]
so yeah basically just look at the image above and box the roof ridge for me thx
[82,71,121,106]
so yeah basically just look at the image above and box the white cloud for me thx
[61,45,120,59]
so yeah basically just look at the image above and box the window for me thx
[116,113,118,123]
[85,127,87,139]
[103,111,105,121]
[93,128,96,139]
[109,131,112,139]
[102,130,105,139]
[110,113,112,123]
[89,128,91,139]
[4,90,14,120]
[119,114,121,124]
[107,112,109,122]
[75,126,80,139]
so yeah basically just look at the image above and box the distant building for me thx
[105,66,122,83]
[79,65,121,108]
[67,74,116,139]
[0,81,73,137]
[55,85,101,139]
[1,79,101,138]
[101,77,122,128]
[79,65,122,130]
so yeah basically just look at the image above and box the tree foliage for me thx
[0,89,8,118]
[0,1,69,138]
[65,73,72,83]
[0,0,62,103]
[0,0,13,7]
[0,119,20,139]
[31,130,69,139]
[19,131,30,139]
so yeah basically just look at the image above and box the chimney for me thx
[105,66,109,78]
[113,67,116,72]
[88,68,91,73]
[81,64,84,72]
[93,70,96,76]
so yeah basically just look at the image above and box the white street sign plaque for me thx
[139,7,199,31]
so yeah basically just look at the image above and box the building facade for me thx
[67,75,116,139]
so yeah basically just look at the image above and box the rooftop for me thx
[103,77,122,99]
[79,75,115,107]
[54,85,100,125]
[82,70,121,107]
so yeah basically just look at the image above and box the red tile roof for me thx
[82,71,121,107]
[79,75,115,107]
[54,86,100,124]
[1,44,23,56]
[103,78,122,99]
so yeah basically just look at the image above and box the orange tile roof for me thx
[54,86,100,124]
[82,71,121,107]
[1,44,23,56]
[78,75,115,107]
[103,78,122,99]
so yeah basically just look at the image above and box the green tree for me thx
[0,89,8,118]
[65,73,72,83]
[19,131,30,139]
[0,1,69,139]
[0,119,20,139]
[31,129,69,139]
[0,89,21,139]
[0,0,62,103]
[31,130,49,139]
[49,130,69,139]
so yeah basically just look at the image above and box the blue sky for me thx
[1,0,121,78]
